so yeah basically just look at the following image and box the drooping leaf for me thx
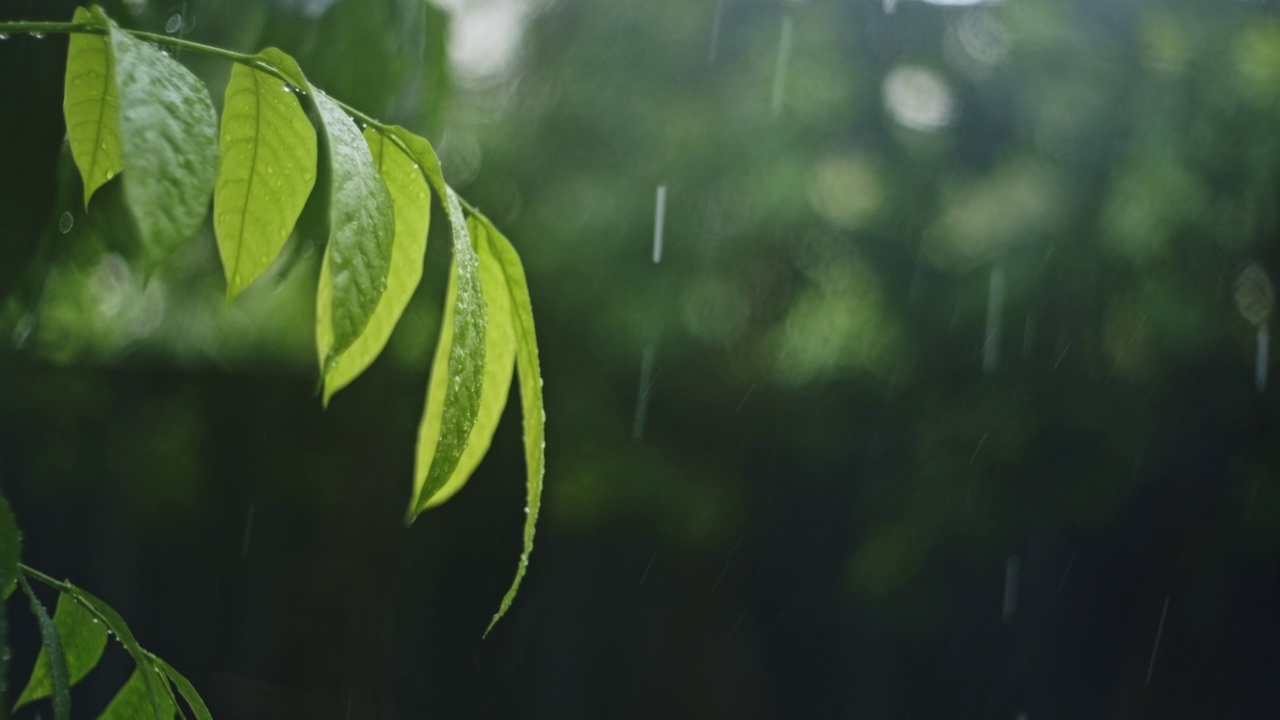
[0,491,19,601]
[482,221,546,637]
[18,578,69,720]
[408,188,486,516]
[153,658,212,720]
[214,47,317,300]
[63,7,122,208]
[98,668,175,720]
[421,217,517,510]
[64,587,168,718]
[311,90,396,372]
[316,126,432,402]
[108,15,219,269]
[0,491,20,713]
[14,592,109,710]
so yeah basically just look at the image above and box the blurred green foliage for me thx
[3,0,1280,716]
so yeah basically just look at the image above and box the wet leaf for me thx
[108,15,219,269]
[18,579,69,720]
[63,7,122,208]
[421,217,516,510]
[14,592,108,710]
[317,126,432,402]
[98,668,175,720]
[214,47,317,300]
[65,587,169,718]
[408,187,486,516]
[154,657,212,720]
[481,220,545,637]
[311,90,395,371]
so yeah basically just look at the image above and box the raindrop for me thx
[708,0,725,65]
[983,263,1005,374]
[1145,596,1170,684]
[652,185,667,264]
[1002,555,1019,620]
[771,15,794,117]
[165,14,182,34]
[30,31,45,39]
[11,314,34,349]
[0,34,10,41]
[1235,263,1273,393]
[58,211,74,234]
[632,344,656,440]
[241,503,255,556]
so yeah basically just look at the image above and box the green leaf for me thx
[317,126,432,402]
[107,15,219,269]
[420,217,517,510]
[214,48,317,300]
[153,658,212,720]
[482,221,546,637]
[63,7,122,208]
[311,90,396,371]
[408,187,486,516]
[18,579,69,720]
[66,587,169,718]
[14,592,108,711]
[0,492,19,602]
[98,668,175,720]
[0,492,19,715]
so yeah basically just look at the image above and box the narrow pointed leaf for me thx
[311,91,395,371]
[14,592,109,710]
[153,658,212,720]
[63,7,122,208]
[18,578,69,720]
[214,48,317,300]
[408,188,486,516]
[98,668,175,720]
[483,222,545,636]
[317,126,432,402]
[422,217,516,510]
[0,492,18,713]
[0,492,19,601]
[108,17,219,268]
[64,587,168,718]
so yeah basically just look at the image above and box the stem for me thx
[0,20,491,221]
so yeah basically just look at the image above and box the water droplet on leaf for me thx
[165,14,182,33]
[58,211,74,233]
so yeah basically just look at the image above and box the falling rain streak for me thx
[771,15,793,117]
[1235,263,1273,393]
[1146,596,1170,684]
[652,185,667,264]
[1257,326,1269,393]
[1002,555,1019,621]
[632,345,657,440]
[241,503,255,557]
[983,263,1006,374]
[708,0,725,65]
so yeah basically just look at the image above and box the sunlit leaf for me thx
[98,668,175,720]
[63,7,122,208]
[311,90,396,372]
[214,47,317,300]
[408,188,486,516]
[154,657,212,720]
[317,126,432,402]
[18,579,69,720]
[481,220,545,636]
[422,217,516,510]
[107,14,219,269]
[14,592,108,710]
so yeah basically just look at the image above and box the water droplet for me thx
[0,33,10,41]
[104,169,115,180]
[266,165,275,174]
[30,31,45,39]
[165,13,182,34]
[11,314,34,348]
[523,506,530,514]
[58,211,74,234]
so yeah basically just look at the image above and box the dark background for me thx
[3,0,1280,717]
